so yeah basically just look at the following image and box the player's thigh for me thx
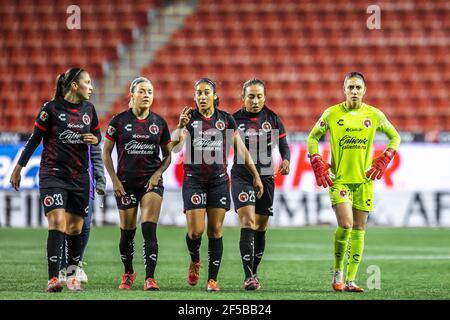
[186,209,207,238]
[206,208,226,238]
[119,207,139,230]
[140,190,163,224]
[232,176,256,212]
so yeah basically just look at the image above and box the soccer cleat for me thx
[58,268,67,284]
[76,261,88,284]
[187,261,201,286]
[207,279,220,292]
[253,275,262,290]
[331,270,345,292]
[119,272,136,290]
[143,278,160,291]
[66,276,82,291]
[47,277,63,293]
[344,281,365,293]
[244,277,258,291]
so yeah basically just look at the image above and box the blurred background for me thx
[0,0,449,228]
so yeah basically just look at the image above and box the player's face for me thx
[132,81,154,110]
[344,77,366,107]
[243,84,265,113]
[194,82,216,111]
[74,72,93,100]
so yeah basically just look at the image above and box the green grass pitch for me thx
[0,226,449,300]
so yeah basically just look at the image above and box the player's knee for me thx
[352,224,366,230]
[188,231,203,240]
[240,217,255,229]
[66,223,82,235]
[206,229,222,239]
[47,216,65,232]
[339,223,353,229]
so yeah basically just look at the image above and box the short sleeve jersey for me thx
[183,108,238,182]
[105,109,171,181]
[231,106,287,178]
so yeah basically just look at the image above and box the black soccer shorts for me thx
[231,175,275,216]
[114,177,164,210]
[182,177,231,212]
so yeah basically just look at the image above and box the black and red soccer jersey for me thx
[231,106,290,178]
[18,96,101,180]
[183,108,238,182]
[105,109,171,181]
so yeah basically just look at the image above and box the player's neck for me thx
[199,106,214,118]
[132,107,150,119]
[64,92,82,104]
[346,100,362,110]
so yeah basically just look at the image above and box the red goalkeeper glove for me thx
[309,154,333,188]
[366,148,396,180]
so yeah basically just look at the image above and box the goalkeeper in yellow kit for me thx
[307,72,401,292]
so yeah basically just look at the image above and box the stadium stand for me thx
[1,0,449,133]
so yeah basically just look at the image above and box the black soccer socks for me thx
[119,228,136,274]
[142,222,158,279]
[186,233,202,263]
[47,230,65,280]
[240,228,255,279]
[208,237,223,281]
[253,230,266,275]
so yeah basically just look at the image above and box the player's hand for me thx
[112,178,126,198]
[146,171,162,192]
[10,164,22,191]
[253,176,264,199]
[81,133,98,145]
[96,188,105,195]
[178,106,192,129]
[309,154,333,188]
[277,160,290,176]
[366,148,396,180]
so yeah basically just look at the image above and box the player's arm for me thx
[10,105,50,191]
[274,116,290,175]
[233,133,264,199]
[366,111,401,180]
[307,112,333,188]
[147,122,172,191]
[169,106,191,153]
[102,134,126,198]
[90,144,106,195]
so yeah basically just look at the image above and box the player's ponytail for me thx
[53,73,66,99]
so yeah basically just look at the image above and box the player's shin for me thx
[208,237,223,281]
[240,228,255,279]
[334,226,352,271]
[346,229,365,281]
[119,228,136,273]
[253,230,266,274]
[142,222,158,279]
[47,230,65,279]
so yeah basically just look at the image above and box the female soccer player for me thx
[171,78,263,292]
[103,77,171,291]
[307,72,401,292]
[10,67,102,292]
[231,79,290,290]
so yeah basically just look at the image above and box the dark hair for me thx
[344,71,366,86]
[194,77,219,108]
[53,67,85,99]
[242,78,266,97]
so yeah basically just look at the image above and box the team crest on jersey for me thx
[43,195,54,207]
[261,121,272,132]
[319,120,325,127]
[191,194,202,205]
[107,125,116,136]
[82,114,91,125]
[215,120,225,130]
[339,190,348,198]
[121,196,131,206]
[363,119,372,128]
[238,191,249,202]
[149,123,160,135]
[40,111,48,122]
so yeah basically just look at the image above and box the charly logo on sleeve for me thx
[149,123,160,135]
[82,113,91,125]
[40,111,48,122]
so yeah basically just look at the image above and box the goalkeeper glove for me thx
[309,154,333,188]
[366,148,396,180]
